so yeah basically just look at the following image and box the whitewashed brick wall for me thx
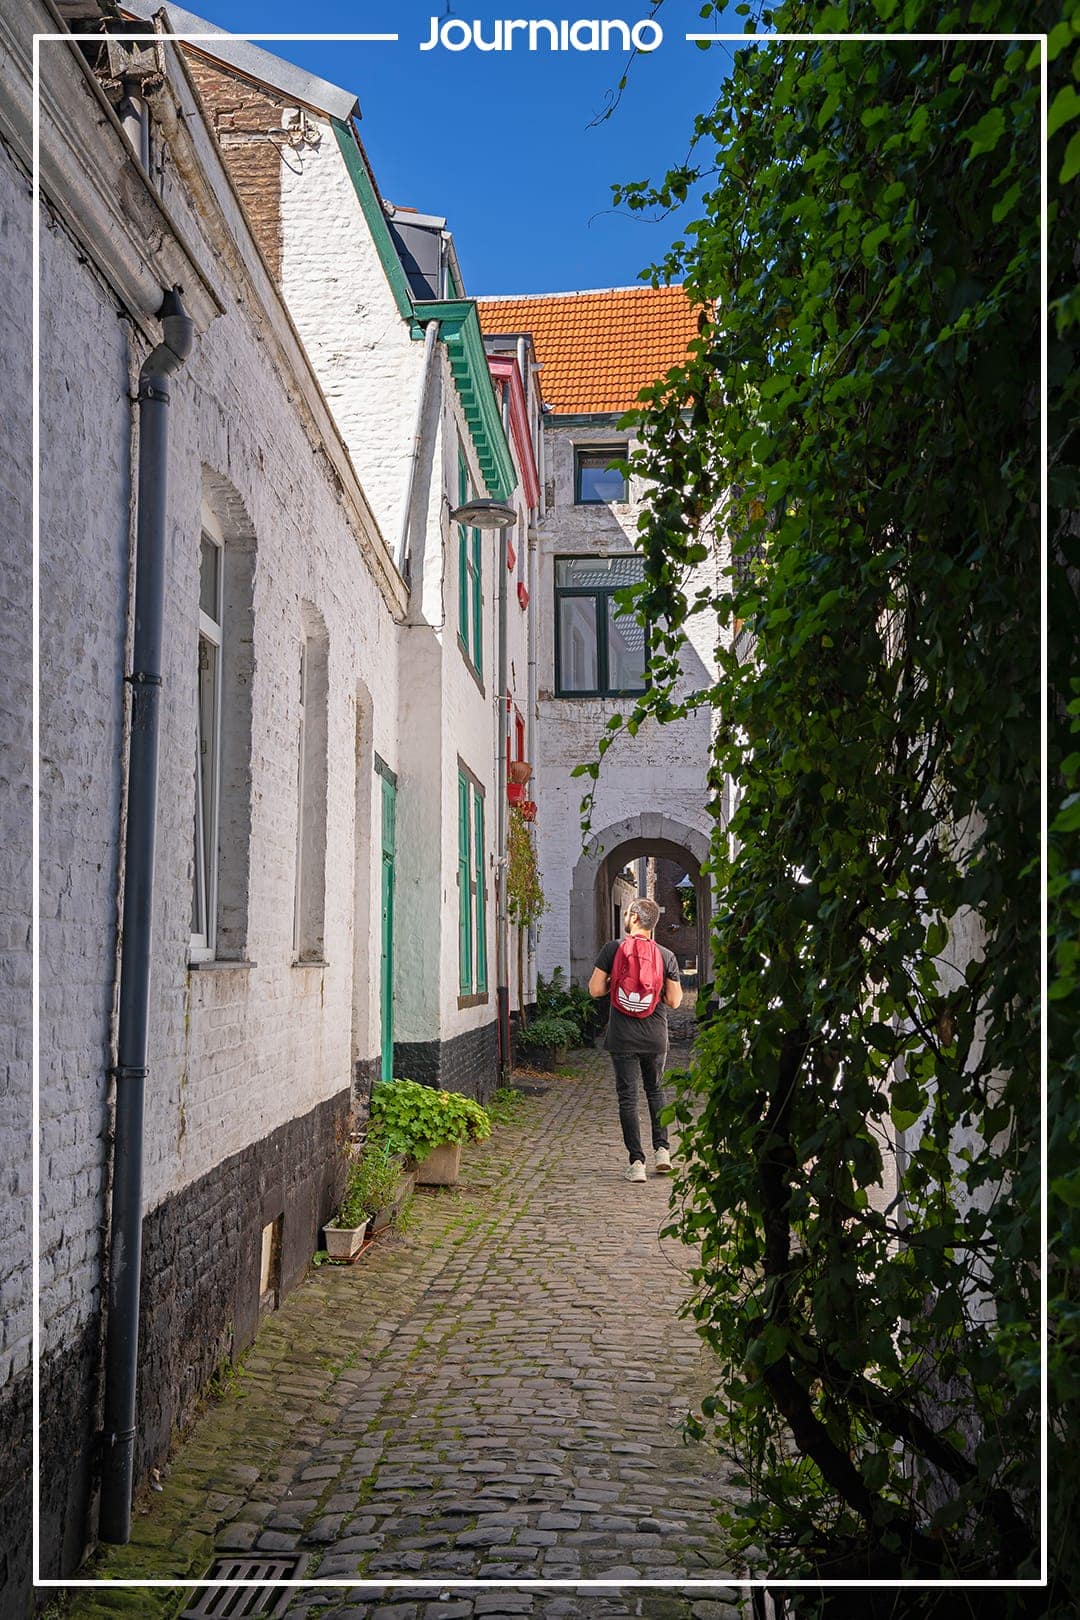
[534,419,718,981]
[0,137,33,1395]
[279,118,419,553]
[35,201,133,1370]
[23,63,405,1377]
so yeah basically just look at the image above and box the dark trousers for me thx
[611,1050,669,1163]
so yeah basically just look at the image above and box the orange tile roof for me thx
[476,284,699,416]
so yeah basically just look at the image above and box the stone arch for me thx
[568,812,712,988]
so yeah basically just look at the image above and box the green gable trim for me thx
[330,117,413,322]
[413,300,516,502]
[330,121,514,502]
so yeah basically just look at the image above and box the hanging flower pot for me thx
[508,781,526,805]
[520,800,537,822]
[508,760,533,785]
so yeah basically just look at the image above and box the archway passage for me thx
[568,814,712,994]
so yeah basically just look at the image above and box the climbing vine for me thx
[507,804,546,929]
[575,1,1077,1605]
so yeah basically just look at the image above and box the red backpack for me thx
[609,936,665,1018]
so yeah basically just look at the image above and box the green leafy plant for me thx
[536,967,598,1040]
[368,1078,491,1162]
[330,1140,405,1229]
[487,1085,527,1126]
[507,803,546,928]
[572,0,1070,1601]
[514,1012,580,1052]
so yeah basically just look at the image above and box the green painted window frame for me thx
[457,765,488,997]
[457,447,483,678]
[473,788,487,993]
[458,770,472,993]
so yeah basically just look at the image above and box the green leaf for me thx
[992,183,1022,224]
[964,108,1006,155]
[1048,85,1080,142]
[1061,131,1080,187]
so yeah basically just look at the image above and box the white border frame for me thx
[29,19,1049,1602]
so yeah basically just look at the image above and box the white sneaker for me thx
[654,1147,672,1174]
[624,1161,647,1183]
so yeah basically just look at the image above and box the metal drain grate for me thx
[180,1554,305,1618]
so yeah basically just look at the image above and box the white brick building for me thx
[0,3,707,1606]
[479,289,721,992]
[0,0,540,1595]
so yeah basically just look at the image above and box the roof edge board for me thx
[415,300,516,503]
[120,0,359,120]
[330,117,414,322]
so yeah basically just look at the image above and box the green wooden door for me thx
[380,771,396,1081]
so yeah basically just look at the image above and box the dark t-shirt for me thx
[595,938,681,1055]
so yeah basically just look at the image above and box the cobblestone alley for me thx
[65,1049,747,1620]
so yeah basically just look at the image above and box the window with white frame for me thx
[293,607,329,963]
[191,509,224,958]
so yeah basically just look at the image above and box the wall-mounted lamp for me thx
[450,498,516,530]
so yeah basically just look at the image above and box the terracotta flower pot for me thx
[508,760,532,785]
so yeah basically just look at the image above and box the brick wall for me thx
[135,1089,349,1484]
[534,417,719,985]
[393,1019,500,1105]
[185,54,284,278]
[20,35,407,1579]
[0,104,34,1620]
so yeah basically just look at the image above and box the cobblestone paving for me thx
[64,1048,747,1620]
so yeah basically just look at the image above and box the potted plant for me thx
[514,1011,581,1071]
[508,759,532,785]
[369,1078,491,1186]
[324,1140,407,1259]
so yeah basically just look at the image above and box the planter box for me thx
[368,1166,417,1234]
[323,1219,368,1261]
[518,1044,560,1071]
[414,1141,462,1186]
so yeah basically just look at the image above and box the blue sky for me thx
[181,2,741,295]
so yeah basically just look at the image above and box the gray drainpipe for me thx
[398,318,441,582]
[495,384,511,1081]
[99,287,194,1546]
[518,340,539,1000]
[117,79,150,173]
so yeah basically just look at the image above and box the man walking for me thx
[589,896,682,1183]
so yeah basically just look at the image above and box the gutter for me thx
[99,288,194,1546]
[519,340,540,998]
[398,317,441,581]
[495,385,512,1081]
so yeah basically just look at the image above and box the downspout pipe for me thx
[518,339,540,1003]
[99,287,194,1546]
[495,384,511,1082]
[398,318,441,582]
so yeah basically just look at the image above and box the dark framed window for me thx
[574,445,628,505]
[554,555,648,698]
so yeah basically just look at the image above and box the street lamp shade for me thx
[450,498,517,530]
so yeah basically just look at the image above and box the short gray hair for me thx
[626,896,660,933]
